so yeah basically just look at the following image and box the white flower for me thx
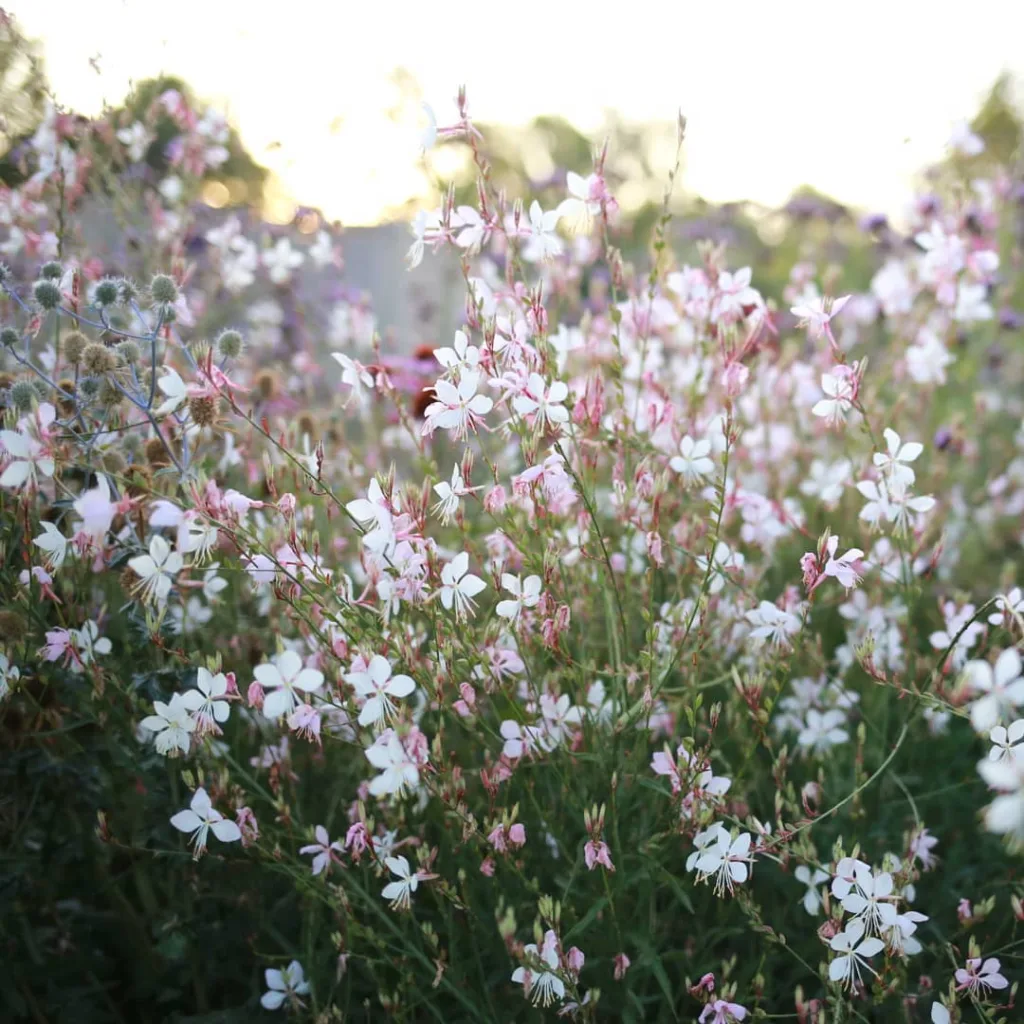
[346,655,415,730]
[117,121,152,162]
[800,458,851,504]
[432,465,477,524]
[128,535,183,606]
[696,542,744,595]
[299,825,343,876]
[798,709,849,753]
[169,787,241,859]
[1,417,54,490]
[262,238,304,284]
[0,652,19,700]
[856,478,891,528]
[978,754,1024,836]
[513,373,570,431]
[822,535,863,590]
[873,428,923,495]
[670,435,714,484]
[745,601,801,649]
[965,648,1024,733]
[381,854,419,910]
[154,368,187,416]
[261,960,310,1011]
[794,864,829,915]
[365,731,420,797]
[33,521,68,570]
[439,551,486,620]
[828,922,885,989]
[989,719,1024,762]
[811,369,856,425]
[496,573,543,625]
[423,371,493,440]
[522,201,563,262]
[73,473,117,541]
[181,667,231,735]
[791,295,850,340]
[256,650,325,719]
[690,826,753,896]
[990,587,1024,628]
[140,692,195,755]
[557,171,602,234]
[331,352,375,405]
[434,329,480,375]
[841,865,898,934]
[512,931,565,1007]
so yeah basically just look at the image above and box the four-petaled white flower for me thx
[299,825,344,876]
[381,854,419,910]
[140,692,195,755]
[331,352,375,406]
[989,719,1024,762]
[791,294,851,340]
[169,786,241,859]
[365,730,420,797]
[689,824,754,896]
[256,650,325,719]
[795,864,830,915]
[745,601,801,648]
[33,521,68,570]
[828,922,885,989]
[434,329,480,375]
[798,709,849,753]
[1,417,55,490]
[840,865,898,934]
[522,201,563,262]
[823,535,863,590]
[432,464,478,524]
[513,373,570,431]
[128,535,183,606]
[965,648,1024,733]
[812,368,857,425]
[496,573,543,625]
[261,960,310,1011]
[423,371,493,439]
[874,428,923,494]
[511,930,565,1007]
[154,368,187,416]
[439,551,486,620]
[181,667,231,735]
[670,435,714,485]
[346,655,415,729]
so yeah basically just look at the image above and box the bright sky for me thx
[13,0,1024,225]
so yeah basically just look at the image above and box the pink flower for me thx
[584,839,615,872]
[508,823,526,847]
[345,822,369,862]
[236,807,259,847]
[699,999,749,1024]
[955,957,1008,996]
[613,953,631,980]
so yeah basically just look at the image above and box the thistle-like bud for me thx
[62,330,88,363]
[92,278,120,307]
[82,342,117,376]
[33,279,61,310]
[150,273,178,305]
[216,328,244,359]
[9,379,36,411]
[40,261,63,281]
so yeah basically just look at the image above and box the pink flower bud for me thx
[278,492,297,517]
[479,856,496,876]
[566,946,585,975]
[508,823,526,847]
[614,953,631,980]
[246,681,265,710]
[721,360,750,398]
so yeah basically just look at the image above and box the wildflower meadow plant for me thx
[2,68,1024,1023]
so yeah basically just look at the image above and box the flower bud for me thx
[9,379,36,412]
[149,273,178,305]
[62,330,88,362]
[33,279,61,310]
[92,278,120,307]
[82,342,116,376]
[216,328,244,360]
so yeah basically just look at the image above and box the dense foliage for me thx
[1,34,1024,1024]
